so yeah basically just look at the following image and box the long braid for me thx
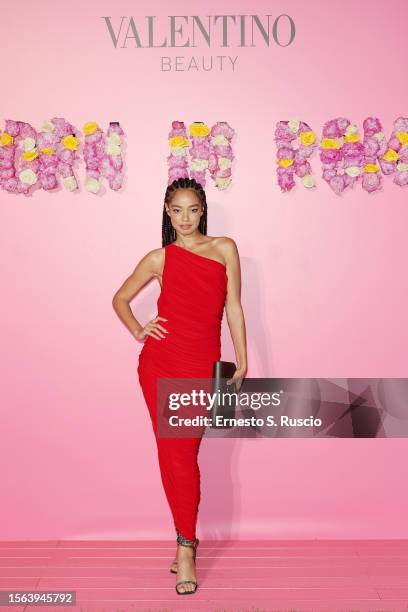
[162,178,208,247]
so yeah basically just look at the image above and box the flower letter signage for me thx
[0,118,125,196]
[167,120,235,190]
[275,116,408,194]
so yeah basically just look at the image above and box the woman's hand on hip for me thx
[133,316,168,342]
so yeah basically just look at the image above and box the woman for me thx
[112,177,247,595]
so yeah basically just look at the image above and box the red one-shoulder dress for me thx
[137,242,227,541]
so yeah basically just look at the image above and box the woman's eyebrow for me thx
[170,204,199,208]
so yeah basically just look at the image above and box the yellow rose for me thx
[23,150,39,161]
[278,159,294,168]
[83,122,99,136]
[169,136,189,148]
[300,131,317,146]
[1,132,14,146]
[63,135,80,151]
[383,149,399,162]
[189,123,210,138]
[302,175,315,188]
[364,163,380,172]
[321,138,341,149]
[19,169,37,185]
[41,148,55,155]
[395,131,408,146]
[344,134,360,142]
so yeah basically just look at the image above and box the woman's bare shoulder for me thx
[208,236,239,266]
[211,236,239,253]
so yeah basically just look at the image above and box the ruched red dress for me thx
[137,242,227,541]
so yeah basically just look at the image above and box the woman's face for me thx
[165,189,203,235]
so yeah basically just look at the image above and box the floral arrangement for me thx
[319,117,364,195]
[0,122,18,193]
[209,121,235,190]
[188,122,211,187]
[378,116,408,188]
[100,122,125,191]
[0,121,40,195]
[83,121,105,193]
[167,120,235,190]
[1,119,126,196]
[167,121,190,184]
[56,118,81,191]
[36,118,80,191]
[17,123,40,195]
[360,117,387,193]
[83,121,125,193]
[275,118,318,192]
[37,122,60,191]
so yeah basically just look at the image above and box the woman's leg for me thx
[139,364,203,539]
[156,435,202,541]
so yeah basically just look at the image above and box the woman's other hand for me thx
[227,363,247,391]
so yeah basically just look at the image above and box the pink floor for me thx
[0,540,408,612]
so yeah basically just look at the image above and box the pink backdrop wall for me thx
[1,0,407,539]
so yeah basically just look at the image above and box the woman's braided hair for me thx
[162,177,208,247]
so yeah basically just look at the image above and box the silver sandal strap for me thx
[176,531,199,548]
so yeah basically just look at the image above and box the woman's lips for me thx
[180,225,191,228]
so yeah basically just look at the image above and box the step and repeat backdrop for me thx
[1,0,407,540]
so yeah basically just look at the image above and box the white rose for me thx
[218,157,232,171]
[397,162,408,171]
[23,137,36,152]
[190,159,209,171]
[215,176,232,190]
[19,169,37,185]
[63,176,78,191]
[302,175,315,188]
[374,131,384,141]
[107,133,121,146]
[288,118,300,133]
[106,142,121,156]
[345,165,360,177]
[211,134,229,146]
[41,120,54,132]
[85,177,100,193]
[345,124,358,136]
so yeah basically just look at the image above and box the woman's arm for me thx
[220,238,248,389]
[112,248,168,342]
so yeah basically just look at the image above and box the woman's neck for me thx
[174,232,205,249]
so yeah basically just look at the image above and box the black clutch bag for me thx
[210,360,237,428]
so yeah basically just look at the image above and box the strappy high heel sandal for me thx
[170,528,180,574]
[175,530,199,595]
